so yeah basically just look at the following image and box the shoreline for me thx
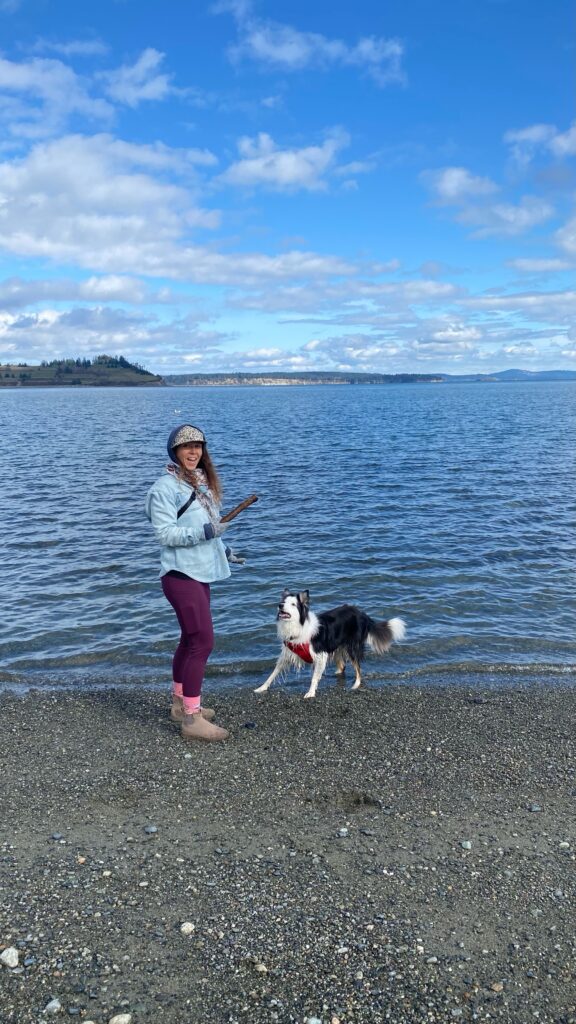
[1,684,575,1023]
[1,663,576,697]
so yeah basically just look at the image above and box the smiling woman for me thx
[144,422,242,743]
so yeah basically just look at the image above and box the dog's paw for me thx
[253,684,268,694]
[303,690,316,699]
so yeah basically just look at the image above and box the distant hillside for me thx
[0,355,163,387]
[163,371,445,386]
[163,368,576,386]
[439,369,576,383]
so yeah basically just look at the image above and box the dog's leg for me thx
[349,657,362,690]
[254,650,290,694]
[303,653,328,699]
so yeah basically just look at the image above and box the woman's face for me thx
[175,441,204,473]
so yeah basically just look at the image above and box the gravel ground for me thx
[1,684,575,1024]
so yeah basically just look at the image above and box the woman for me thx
[146,423,240,742]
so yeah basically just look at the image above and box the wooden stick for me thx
[220,494,258,523]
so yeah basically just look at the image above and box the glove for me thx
[203,521,228,540]
[225,546,246,565]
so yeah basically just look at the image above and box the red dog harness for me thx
[284,640,313,664]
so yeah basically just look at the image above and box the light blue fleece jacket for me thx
[145,473,231,582]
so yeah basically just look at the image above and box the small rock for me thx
[305,1018,322,1024]
[491,982,504,992]
[254,962,267,973]
[461,841,472,850]
[559,841,570,849]
[44,998,62,1014]
[243,721,257,729]
[144,826,158,835]
[50,833,63,841]
[337,828,349,838]
[527,803,542,813]
[426,956,438,964]
[180,922,195,935]
[109,1015,132,1024]
[1,947,19,968]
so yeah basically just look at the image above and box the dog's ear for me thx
[280,588,291,599]
[298,590,310,606]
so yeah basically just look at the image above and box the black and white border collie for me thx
[254,589,406,699]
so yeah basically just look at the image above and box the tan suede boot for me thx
[170,697,216,723]
[181,712,230,742]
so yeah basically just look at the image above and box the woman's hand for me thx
[226,547,246,565]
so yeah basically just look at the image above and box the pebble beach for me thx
[1,684,575,1024]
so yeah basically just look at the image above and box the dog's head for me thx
[277,589,310,628]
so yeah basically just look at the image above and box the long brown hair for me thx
[198,445,222,503]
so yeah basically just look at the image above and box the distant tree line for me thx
[34,354,151,374]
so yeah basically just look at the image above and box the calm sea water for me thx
[0,382,574,693]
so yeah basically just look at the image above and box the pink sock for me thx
[182,695,201,715]
[173,682,183,698]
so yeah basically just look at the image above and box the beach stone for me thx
[180,922,195,935]
[109,1015,132,1024]
[461,841,472,850]
[51,833,64,841]
[527,803,542,812]
[1,946,19,968]
[337,828,349,838]
[44,998,63,1014]
[144,825,158,834]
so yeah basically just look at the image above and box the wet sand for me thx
[1,684,575,1023]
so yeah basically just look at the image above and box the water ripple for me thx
[0,381,574,690]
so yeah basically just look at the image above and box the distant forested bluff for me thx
[1,358,575,387]
[0,355,163,387]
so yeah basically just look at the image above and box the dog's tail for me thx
[367,617,406,654]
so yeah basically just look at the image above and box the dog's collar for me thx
[284,640,313,664]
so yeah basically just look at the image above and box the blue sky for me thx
[0,0,574,374]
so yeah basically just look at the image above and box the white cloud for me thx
[423,166,498,203]
[430,324,482,342]
[31,39,109,58]
[100,48,176,107]
[0,133,359,285]
[461,289,576,321]
[0,55,112,138]
[555,215,576,257]
[505,121,576,163]
[217,3,404,86]
[458,196,555,237]
[0,304,232,364]
[507,258,573,273]
[0,133,225,272]
[219,130,349,191]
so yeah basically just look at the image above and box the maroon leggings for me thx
[161,572,214,698]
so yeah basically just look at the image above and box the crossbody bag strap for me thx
[177,490,197,519]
